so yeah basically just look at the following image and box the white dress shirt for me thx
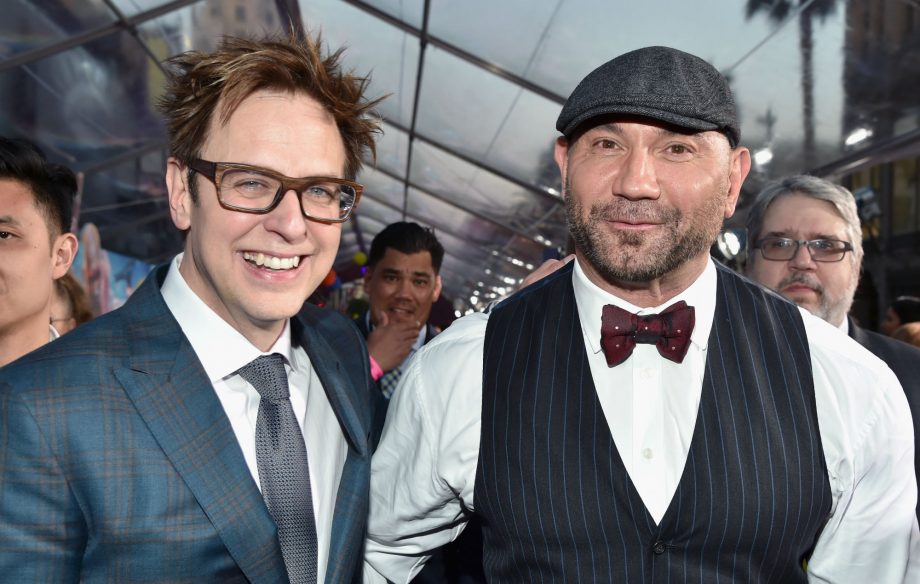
[161,254,347,584]
[365,257,919,583]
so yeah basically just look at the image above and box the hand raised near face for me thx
[366,311,422,373]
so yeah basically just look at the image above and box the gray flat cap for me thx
[556,46,740,147]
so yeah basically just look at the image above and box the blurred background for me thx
[2,0,918,328]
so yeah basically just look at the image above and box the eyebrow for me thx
[0,215,21,227]
[381,267,432,279]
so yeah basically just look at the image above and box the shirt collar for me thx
[838,316,850,334]
[161,253,293,383]
[573,256,717,355]
[49,324,60,341]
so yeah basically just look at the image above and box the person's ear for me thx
[432,275,443,302]
[51,232,78,279]
[167,157,192,230]
[554,136,571,197]
[724,147,751,219]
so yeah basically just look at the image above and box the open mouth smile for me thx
[242,251,301,271]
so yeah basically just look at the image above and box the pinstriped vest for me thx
[474,262,831,583]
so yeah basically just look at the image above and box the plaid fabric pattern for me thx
[379,347,415,399]
[0,264,374,584]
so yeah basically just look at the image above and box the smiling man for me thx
[1,34,381,583]
[365,47,918,583]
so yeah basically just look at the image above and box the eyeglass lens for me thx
[219,168,356,219]
[758,238,850,262]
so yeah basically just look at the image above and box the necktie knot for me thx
[600,301,695,367]
[237,353,290,402]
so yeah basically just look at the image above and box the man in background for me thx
[0,136,78,366]
[745,174,920,519]
[358,221,443,404]
[358,221,485,584]
[881,295,920,336]
[1,32,381,583]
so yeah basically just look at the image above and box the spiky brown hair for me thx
[157,32,382,183]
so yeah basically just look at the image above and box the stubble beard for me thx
[564,178,728,284]
[776,266,858,327]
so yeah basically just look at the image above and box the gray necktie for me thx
[238,354,317,584]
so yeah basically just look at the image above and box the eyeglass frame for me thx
[751,236,854,263]
[187,158,363,223]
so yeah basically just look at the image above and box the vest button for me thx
[651,540,666,555]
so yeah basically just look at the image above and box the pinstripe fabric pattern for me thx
[0,264,374,584]
[475,262,831,583]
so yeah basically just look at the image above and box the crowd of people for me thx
[1,30,919,584]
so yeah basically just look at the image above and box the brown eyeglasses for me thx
[188,159,362,223]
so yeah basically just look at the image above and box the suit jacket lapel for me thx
[293,312,370,583]
[848,316,870,346]
[293,317,366,456]
[113,267,287,584]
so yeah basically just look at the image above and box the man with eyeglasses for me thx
[1,34,381,583]
[746,173,920,519]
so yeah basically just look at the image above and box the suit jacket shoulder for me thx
[296,302,375,440]
[849,319,920,394]
[849,318,920,520]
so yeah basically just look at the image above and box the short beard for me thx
[776,269,856,327]
[564,178,726,284]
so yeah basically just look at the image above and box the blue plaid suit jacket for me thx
[0,264,375,583]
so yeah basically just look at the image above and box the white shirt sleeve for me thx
[364,313,488,584]
[364,302,919,583]
[803,310,919,583]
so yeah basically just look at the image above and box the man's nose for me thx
[391,277,413,297]
[262,189,309,240]
[788,242,817,270]
[614,150,660,200]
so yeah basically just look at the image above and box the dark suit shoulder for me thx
[2,265,183,400]
[1,304,134,391]
[852,325,920,389]
[492,261,575,315]
[297,303,367,352]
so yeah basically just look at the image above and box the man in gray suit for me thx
[1,33,381,583]
[745,174,920,519]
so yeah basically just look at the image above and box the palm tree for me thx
[746,0,837,170]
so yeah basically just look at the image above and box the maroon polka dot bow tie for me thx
[600,301,696,367]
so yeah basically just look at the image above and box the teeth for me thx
[243,252,300,270]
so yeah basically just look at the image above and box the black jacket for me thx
[849,317,920,519]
